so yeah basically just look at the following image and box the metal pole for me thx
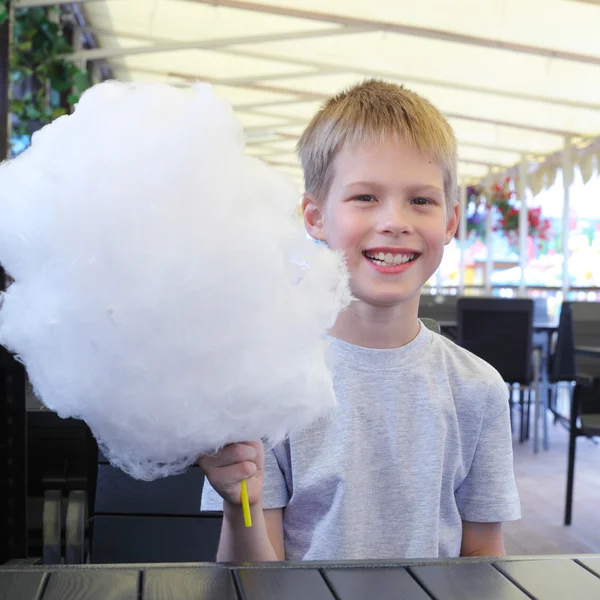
[518,156,528,297]
[562,138,573,299]
[484,173,493,295]
[458,183,467,295]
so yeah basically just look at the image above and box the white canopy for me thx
[62,0,600,190]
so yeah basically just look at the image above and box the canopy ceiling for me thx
[60,0,600,189]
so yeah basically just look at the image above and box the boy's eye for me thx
[411,197,433,206]
[354,194,376,202]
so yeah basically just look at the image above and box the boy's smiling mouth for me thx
[362,248,420,267]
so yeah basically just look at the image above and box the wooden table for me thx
[2,556,600,599]
[575,346,600,359]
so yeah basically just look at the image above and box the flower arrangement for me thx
[489,177,552,248]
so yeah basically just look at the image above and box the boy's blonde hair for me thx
[297,79,458,214]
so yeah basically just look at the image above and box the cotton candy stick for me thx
[240,479,252,527]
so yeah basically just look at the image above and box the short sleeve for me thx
[455,375,521,523]
[200,442,290,512]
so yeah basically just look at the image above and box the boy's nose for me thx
[376,204,414,236]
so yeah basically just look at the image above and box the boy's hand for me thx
[198,441,264,506]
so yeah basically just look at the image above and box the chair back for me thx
[549,302,576,383]
[570,301,600,379]
[457,297,534,384]
[418,294,458,324]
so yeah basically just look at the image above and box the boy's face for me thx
[303,137,458,308]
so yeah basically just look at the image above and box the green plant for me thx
[9,5,89,144]
[0,2,9,27]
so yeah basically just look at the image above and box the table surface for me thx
[436,319,559,331]
[2,556,600,600]
[575,346,600,358]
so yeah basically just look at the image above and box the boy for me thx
[199,79,520,562]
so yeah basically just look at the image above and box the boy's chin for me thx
[352,286,422,308]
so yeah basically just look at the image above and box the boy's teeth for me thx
[367,252,415,265]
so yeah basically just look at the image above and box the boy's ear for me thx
[302,193,327,242]
[445,202,460,245]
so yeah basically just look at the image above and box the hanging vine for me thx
[3,2,90,151]
[0,2,8,26]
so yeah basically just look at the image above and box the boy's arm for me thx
[217,505,284,562]
[200,441,289,562]
[460,521,505,557]
[455,375,521,547]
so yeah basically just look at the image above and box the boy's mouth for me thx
[362,250,420,267]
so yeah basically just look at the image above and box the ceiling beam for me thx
[97,26,600,111]
[16,0,103,6]
[121,65,581,137]
[218,48,600,112]
[113,65,342,88]
[230,83,583,137]
[67,25,370,61]
[458,141,540,157]
[445,113,578,138]
[190,0,600,66]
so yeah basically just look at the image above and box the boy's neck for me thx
[328,295,421,349]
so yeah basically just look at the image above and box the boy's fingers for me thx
[217,443,258,467]
[215,461,258,488]
[199,443,258,470]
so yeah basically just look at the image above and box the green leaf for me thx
[25,104,42,120]
[73,70,89,94]
[52,78,72,92]
[51,107,67,120]
[0,5,8,26]
[18,40,33,52]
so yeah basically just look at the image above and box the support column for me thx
[458,183,467,295]
[518,156,528,297]
[562,138,573,299]
[484,173,493,295]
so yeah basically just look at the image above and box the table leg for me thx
[533,348,541,453]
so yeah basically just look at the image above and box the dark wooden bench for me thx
[90,452,221,563]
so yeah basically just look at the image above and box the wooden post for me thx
[562,138,573,299]
[484,173,493,295]
[518,156,528,297]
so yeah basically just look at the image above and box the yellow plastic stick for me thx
[240,479,252,528]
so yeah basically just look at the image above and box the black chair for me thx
[419,295,459,340]
[547,302,576,425]
[457,298,541,445]
[26,403,97,564]
[90,453,221,563]
[561,301,600,525]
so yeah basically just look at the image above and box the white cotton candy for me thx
[0,80,351,481]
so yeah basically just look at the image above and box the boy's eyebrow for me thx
[342,181,443,194]
[342,180,386,191]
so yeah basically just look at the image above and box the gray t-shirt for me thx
[201,322,521,560]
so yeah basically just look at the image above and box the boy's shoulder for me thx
[428,329,508,417]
